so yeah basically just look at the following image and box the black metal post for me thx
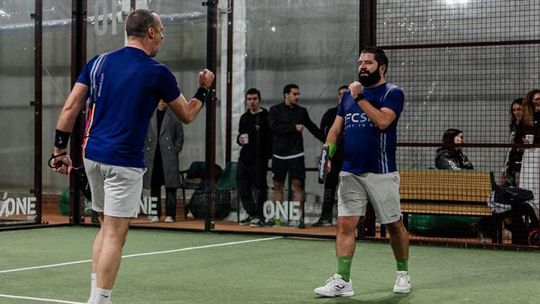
[33,0,43,224]
[204,0,219,232]
[358,0,377,238]
[225,0,233,163]
[69,0,87,224]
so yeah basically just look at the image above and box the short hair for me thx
[338,85,348,91]
[245,88,261,100]
[126,9,156,38]
[442,128,462,148]
[283,84,299,96]
[361,46,389,74]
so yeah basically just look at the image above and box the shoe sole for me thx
[314,291,354,297]
[393,287,411,294]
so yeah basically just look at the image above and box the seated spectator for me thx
[434,128,481,240]
[435,128,474,170]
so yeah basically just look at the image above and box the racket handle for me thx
[318,145,329,184]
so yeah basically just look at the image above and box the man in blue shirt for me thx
[50,9,214,304]
[315,47,411,297]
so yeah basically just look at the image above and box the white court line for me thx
[0,236,282,274]
[0,293,85,303]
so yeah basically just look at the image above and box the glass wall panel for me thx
[41,0,75,224]
[85,0,211,228]
[243,0,359,226]
[0,0,37,226]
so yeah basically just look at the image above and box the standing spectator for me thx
[50,9,214,304]
[313,85,347,227]
[435,128,474,170]
[268,84,326,226]
[314,47,410,297]
[501,98,524,186]
[237,88,272,227]
[517,89,540,220]
[144,100,184,223]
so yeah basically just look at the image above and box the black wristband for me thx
[354,93,364,102]
[193,87,209,104]
[55,129,71,149]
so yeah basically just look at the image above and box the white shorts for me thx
[84,158,145,218]
[337,171,402,224]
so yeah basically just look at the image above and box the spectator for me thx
[268,84,325,227]
[501,98,524,186]
[313,85,347,227]
[236,88,272,227]
[435,128,474,170]
[434,128,484,240]
[517,89,540,220]
[50,9,214,304]
[144,100,184,223]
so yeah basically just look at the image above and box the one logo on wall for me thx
[0,192,37,217]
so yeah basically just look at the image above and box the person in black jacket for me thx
[236,88,272,227]
[435,128,474,170]
[268,84,326,226]
[501,98,524,186]
[313,85,348,227]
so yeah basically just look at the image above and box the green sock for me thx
[396,259,408,272]
[337,256,353,281]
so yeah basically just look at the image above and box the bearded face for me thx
[358,66,382,87]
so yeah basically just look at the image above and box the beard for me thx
[358,69,381,87]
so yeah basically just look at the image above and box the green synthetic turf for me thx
[0,227,539,304]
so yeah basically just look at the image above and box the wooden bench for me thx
[398,170,501,242]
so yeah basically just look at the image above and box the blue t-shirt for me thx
[337,83,404,174]
[77,47,181,168]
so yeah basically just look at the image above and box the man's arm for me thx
[168,93,205,124]
[168,69,214,124]
[51,83,89,173]
[349,81,397,130]
[326,115,344,145]
[302,110,325,142]
[56,83,89,133]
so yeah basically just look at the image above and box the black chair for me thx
[179,161,223,219]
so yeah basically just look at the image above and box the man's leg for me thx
[271,180,284,205]
[386,219,411,294]
[314,215,359,297]
[95,215,131,302]
[237,162,256,219]
[336,216,361,280]
[87,215,104,304]
[165,188,177,221]
[385,219,409,264]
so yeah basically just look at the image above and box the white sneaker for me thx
[393,271,411,294]
[314,274,354,297]
[148,216,159,223]
[164,216,174,223]
[250,218,262,227]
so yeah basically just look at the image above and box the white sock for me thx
[94,288,112,304]
[87,273,96,303]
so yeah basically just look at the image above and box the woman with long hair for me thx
[435,128,474,170]
[502,98,524,186]
[517,89,540,220]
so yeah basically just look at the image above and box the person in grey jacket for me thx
[144,100,184,223]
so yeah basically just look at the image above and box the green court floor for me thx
[0,227,538,304]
